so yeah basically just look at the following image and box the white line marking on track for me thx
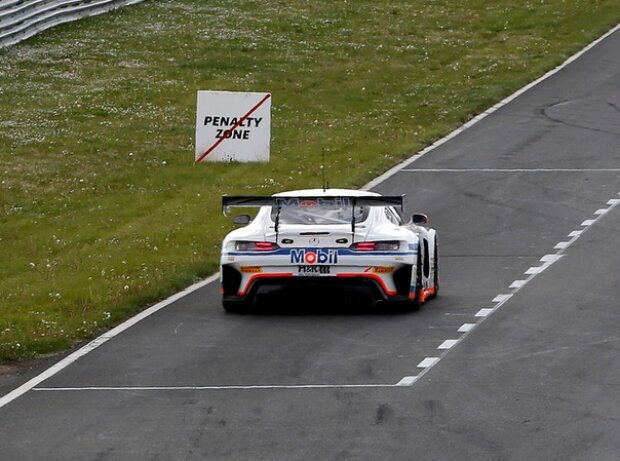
[395,376,418,387]
[492,294,512,303]
[581,219,596,226]
[554,242,570,250]
[458,323,476,333]
[475,308,493,317]
[510,280,527,289]
[438,340,459,350]
[608,199,620,205]
[525,266,544,275]
[568,230,583,237]
[0,273,220,410]
[417,357,440,368]
[540,254,563,264]
[33,383,405,391]
[594,209,609,215]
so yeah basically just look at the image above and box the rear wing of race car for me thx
[222,194,405,239]
[222,195,405,214]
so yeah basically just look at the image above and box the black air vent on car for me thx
[393,265,413,297]
[221,265,242,296]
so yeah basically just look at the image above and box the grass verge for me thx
[1,0,619,362]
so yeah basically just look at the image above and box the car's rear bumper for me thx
[220,263,416,302]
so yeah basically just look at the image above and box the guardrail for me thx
[0,0,145,49]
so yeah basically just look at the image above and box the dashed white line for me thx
[525,266,544,275]
[458,323,476,333]
[581,219,596,226]
[540,254,563,264]
[415,194,620,389]
[492,294,512,303]
[594,209,608,215]
[438,339,459,350]
[395,376,418,387]
[510,280,527,289]
[417,357,440,368]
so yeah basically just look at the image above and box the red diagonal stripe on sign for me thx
[195,93,272,164]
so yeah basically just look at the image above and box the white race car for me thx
[220,188,438,312]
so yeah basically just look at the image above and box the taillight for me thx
[350,241,400,251]
[351,242,377,251]
[235,241,280,251]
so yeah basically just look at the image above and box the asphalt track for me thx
[2,26,620,461]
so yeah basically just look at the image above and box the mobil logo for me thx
[290,249,338,265]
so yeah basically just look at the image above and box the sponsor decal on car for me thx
[290,249,338,265]
[370,266,395,273]
[240,266,263,273]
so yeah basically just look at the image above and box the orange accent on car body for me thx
[240,266,263,273]
[371,266,395,274]
[409,287,436,302]
[419,287,436,303]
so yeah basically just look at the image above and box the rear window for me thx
[270,201,369,225]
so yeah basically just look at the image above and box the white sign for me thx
[195,90,271,163]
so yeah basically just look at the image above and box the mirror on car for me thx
[411,213,428,225]
[232,214,251,225]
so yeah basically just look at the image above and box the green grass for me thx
[1,0,619,362]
